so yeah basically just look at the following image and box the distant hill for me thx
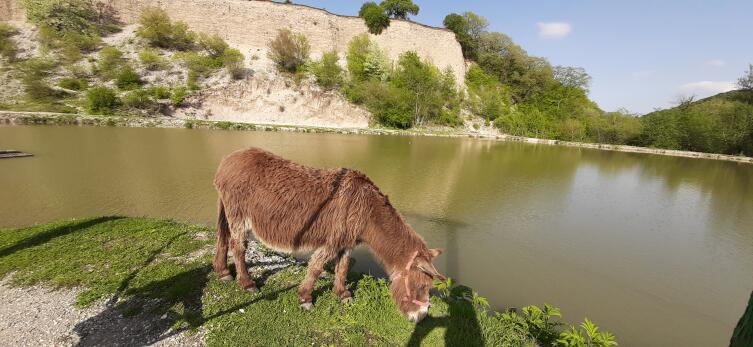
[635,90,753,156]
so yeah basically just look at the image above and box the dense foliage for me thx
[635,91,753,155]
[380,0,419,19]
[136,7,194,50]
[267,29,310,73]
[343,35,461,128]
[358,2,390,35]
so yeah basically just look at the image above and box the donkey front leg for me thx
[298,247,337,310]
[230,237,258,293]
[334,248,353,303]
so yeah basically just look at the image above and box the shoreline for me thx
[2,111,752,164]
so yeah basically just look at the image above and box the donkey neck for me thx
[362,203,425,275]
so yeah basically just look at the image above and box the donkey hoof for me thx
[244,286,259,294]
[340,296,354,304]
[219,275,233,282]
[299,302,313,311]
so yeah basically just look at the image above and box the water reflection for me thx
[1,125,752,347]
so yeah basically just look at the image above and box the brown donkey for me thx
[213,147,446,322]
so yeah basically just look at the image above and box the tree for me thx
[738,63,753,90]
[443,13,476,60]
[553,66,591,92]
[359,2,390,34]
[380,0,419,19]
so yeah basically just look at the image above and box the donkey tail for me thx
[213,198,231,275]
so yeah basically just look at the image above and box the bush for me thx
[96,46,125,79]
[268,29,310,73]
[138,48,168,70]
[346,34,389,81]
[222,48,245,79]
[121,88,154,109]
[0,23,19,61]
[310,51,343,90]
[17,58,58,98]
[175,51,222,76]
[59,77,88,90]
[359,2,390,35]
[115,66,142,90]
[170,86,188,106]
[147,86,171,99]
[136,7,194,50]
[197,33,228,58]
[85,86,118,114]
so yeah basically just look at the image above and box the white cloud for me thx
[705,59,726,67]
[537,22,572,39]
[679,81,736,98]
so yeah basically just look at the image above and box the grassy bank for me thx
[0,217,616,346]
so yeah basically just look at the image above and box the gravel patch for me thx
[0,278,205,346]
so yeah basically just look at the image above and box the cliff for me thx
[1,0,466,84]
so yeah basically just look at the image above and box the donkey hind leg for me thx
[334,248,353,303]
[213,198,232,281]
[298,247,338,310]
[230,232,258,293]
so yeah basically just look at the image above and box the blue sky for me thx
[294,0,753,114]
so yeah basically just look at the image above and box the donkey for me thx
[213,147,446,322]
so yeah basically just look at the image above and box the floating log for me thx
[0,150,33,159]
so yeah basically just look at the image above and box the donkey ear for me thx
[428,248,443,258]
[417,258,447,281]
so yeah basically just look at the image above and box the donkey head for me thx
[390,248,446,323]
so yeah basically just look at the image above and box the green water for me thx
[1,125,752,346]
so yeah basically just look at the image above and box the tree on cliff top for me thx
[380,0,419,20]
[359,2,390,35]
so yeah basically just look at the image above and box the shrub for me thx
[359,2,390,35]
[170,86,188,106]
[85,86,118,114]
[380,0,419,19]
[17,58,58,98]
[147,86,171,99]
[138,48,168,70]
[175,51,222,76]
[96,46,124,79]
[136,7,194,50]
[0,23,19,61]
[268,29,310,73]
[310,51,343,90]
[346,34,389,81]
[115,66,142,90]
[222,48,245,79]
[59,77,88,90]
[121,88,153,109]
[197,33,228,58]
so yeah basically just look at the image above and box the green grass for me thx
[0,217,608,346]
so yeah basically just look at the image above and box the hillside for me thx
[0,0,466,129]
[636,90,753,156]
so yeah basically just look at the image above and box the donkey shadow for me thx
[406,286,485,347]
[72,239,298,346]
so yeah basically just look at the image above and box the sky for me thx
[293,0,753,114]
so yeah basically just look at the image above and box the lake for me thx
[1,125,752,346]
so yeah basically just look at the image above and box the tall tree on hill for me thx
[380,0,419,19]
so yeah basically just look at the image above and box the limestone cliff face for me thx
[1,0,466,83]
